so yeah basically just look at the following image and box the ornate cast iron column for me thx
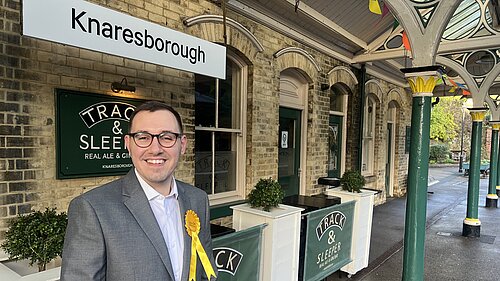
[463,108,487,237]
[486,122,499,208]
[400,66,441,281]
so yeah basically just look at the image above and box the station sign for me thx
[23,0,226,79]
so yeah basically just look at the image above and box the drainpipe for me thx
[357,64,366,171]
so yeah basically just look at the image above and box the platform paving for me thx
[327,166,500,281]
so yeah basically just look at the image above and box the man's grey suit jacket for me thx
[61,170,216,281]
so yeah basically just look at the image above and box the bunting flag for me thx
[369,0,382,14]
[402,31,411,51]
[374,3,391,26]
[381,4,390,18]
[438,71,471,96]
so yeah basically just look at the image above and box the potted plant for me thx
[324,170,377,276]
[340,170,365,193]
[231,178,303,281]
[247,178,285,211]
[1,208,67,273]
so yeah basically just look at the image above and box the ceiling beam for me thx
[226,0,354,63]
[283,0,368,49]
[354,35,500,63]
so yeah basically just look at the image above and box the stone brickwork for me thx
[0,0,412,243]
[0,0,198,240]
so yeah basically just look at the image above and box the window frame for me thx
[361,94,376,176]
[194,51,247,205]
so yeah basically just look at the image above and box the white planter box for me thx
[0,253,60,281]
[231,203,304,281]
[324,187,377,275]
[0,261,61,281]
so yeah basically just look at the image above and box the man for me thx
[61,101,216,281]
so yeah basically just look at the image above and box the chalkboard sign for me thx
[405,126,411,154]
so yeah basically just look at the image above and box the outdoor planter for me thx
[231,203,303,281]
[0,254,60,281]
[323,187,377,276]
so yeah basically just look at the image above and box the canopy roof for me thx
[226,0,500,102]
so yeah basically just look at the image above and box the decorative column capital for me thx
[468,108,488,122]
[401,66,442,97]
[489,121,500,130]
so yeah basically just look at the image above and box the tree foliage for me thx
[430,97,462,142]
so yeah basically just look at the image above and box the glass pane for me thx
[195,130,213,194]
[329,88,343,112]
[214,151,236,193]
[218,61,234,128]
[328,124,339,172]
[279,119,295,177]
[194,131,237,194]
[195,75,216,127]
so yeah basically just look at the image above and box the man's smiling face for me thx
[125,110,187,192]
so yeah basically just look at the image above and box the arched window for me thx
[194,51,246,202]
[362,94,377,175]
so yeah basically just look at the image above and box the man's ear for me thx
[124,134,131,152]
[180,135,188,154]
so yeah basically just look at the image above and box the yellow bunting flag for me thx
[369,0,382,15]
[185,210,216,281]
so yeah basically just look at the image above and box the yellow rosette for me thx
[185,210,216,281]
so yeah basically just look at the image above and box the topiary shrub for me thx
[248,178,285,212]
[429,144,450,163]
[1,207,67,272]
[340,170,365,193]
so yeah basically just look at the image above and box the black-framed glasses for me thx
[127,131,182,148]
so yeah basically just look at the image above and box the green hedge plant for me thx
[248,178,285,212]
[340,170,365,193]
[1,208,67,272]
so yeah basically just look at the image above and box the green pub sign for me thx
[56,89,149,179]
[303,201,355,281]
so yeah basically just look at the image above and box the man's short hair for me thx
[128,101,183,133]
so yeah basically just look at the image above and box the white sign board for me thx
[23,0,226,79]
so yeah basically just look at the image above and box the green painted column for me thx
[463,109,487,237]
[401,68,440,281]
[497,128,500,197]
[486,123,500,208]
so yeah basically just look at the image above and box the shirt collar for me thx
[135,169,179,201]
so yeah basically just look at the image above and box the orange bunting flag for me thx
[448,78,458,87]
[369,0,382,15]
[402,31,411,51]
[462,89,471,96]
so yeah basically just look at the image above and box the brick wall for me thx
[0,0,412,242]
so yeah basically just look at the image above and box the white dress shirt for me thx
[136,170,184,281]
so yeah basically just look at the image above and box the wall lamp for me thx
[111,78,136,93]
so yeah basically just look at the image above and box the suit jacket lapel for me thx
[121,171,176,280]
[177,181,194,281]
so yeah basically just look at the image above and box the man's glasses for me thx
[127,131,182,148]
